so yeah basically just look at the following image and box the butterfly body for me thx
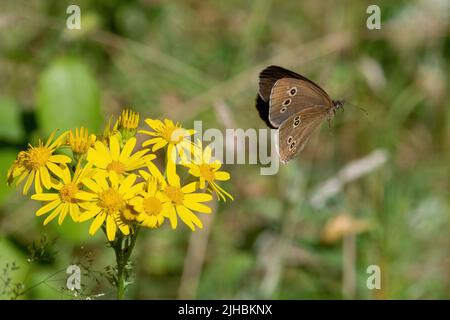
[256,66,343,163]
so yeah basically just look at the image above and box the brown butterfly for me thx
[256,65,344,163]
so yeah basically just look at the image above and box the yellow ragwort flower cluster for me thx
[7,109,233,241]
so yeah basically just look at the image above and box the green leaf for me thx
[36,58,103,135]
[0,97,24,142]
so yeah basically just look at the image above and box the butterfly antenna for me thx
[346,101,368,116]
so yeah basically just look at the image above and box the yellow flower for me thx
[30,163,93,225]
[7,131,71,195]
[130,178,170,228]
[120,204,140,223]
[185,143,233,201]
[139,118,195,163]
[142,164,213,231]
[78,172,143,241]
[7,151,27,186]
[68,127,96,155]
[98,116,119,144]
[117,109,139,131]
[87,134,155,177]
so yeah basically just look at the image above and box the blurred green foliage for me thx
[0,0,448,299]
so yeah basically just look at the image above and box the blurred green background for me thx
[0,0,448,299]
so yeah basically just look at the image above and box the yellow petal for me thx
[187,165,200,177]
[147,179,157,196]
[82,177,101,193]
[199,178,206,189]
[34,170,42,194]
[215,171,230,181]
[106,215,117,241]
[168,205,177,229]
[78,201,95,210]
[181,182,197,193]
[48,131,69,149]
[108,171,119,188]
[31,193,59,201]
[69,203,79,222]
[126,150,152,169]
[118,223,130,235]
[58,203,69,225]
[123,182,144,199]
[211,182,234,201]
[109,135,120,161]
[89,212,106,235]
[78,206,102,222]
[203,146,212,163]
[144,118,163,131]
[184,193,213,203]
[146,162,166,186]
[87,149,108,168]
[119,174,137,194]
[36,199,60,216]
[49,155,72,164]
[119,138,136,163]
[23,170,35,195]
[75,191,97,201]
[166,163,180,187]
[44,130,57,148]
[183,200,212,214]
[94,141,112,163]
[16,170,29,186]
[141,137,160,146]
[94,173,109,190]
[46,162,64,179]
[163,118,173,127]
[39,167,52,189]
[43,205,63,225]
[138,130,157,136]
[119,138,137,163]
[151,139,167,151]
[176,205,203,231]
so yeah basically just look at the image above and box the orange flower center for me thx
[163,126,184,144]
[165,186,184,205]
[59,182,79,203]
[143,197,162,216]
[26,147,52,169]
[98,188,124,214]
[199,164,215,181]
[107,161,126,175]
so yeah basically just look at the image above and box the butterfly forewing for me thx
[268,78,332,127]
[277,106,327,163]
[258,66,331,101]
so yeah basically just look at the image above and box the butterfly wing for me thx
[257,66,298,129]
[256,66,333,128]
[268,77,332,127]
[277,106,328,163]
[259,66,310,101]
[255,94,274,128]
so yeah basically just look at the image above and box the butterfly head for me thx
[333,99,345,110]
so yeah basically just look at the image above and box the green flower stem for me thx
[109,227,141,300]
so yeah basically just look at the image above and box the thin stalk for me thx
[112,227,140,300]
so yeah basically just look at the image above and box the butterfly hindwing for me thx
[277,106,327,163]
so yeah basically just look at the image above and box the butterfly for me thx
[256,65,344,163]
